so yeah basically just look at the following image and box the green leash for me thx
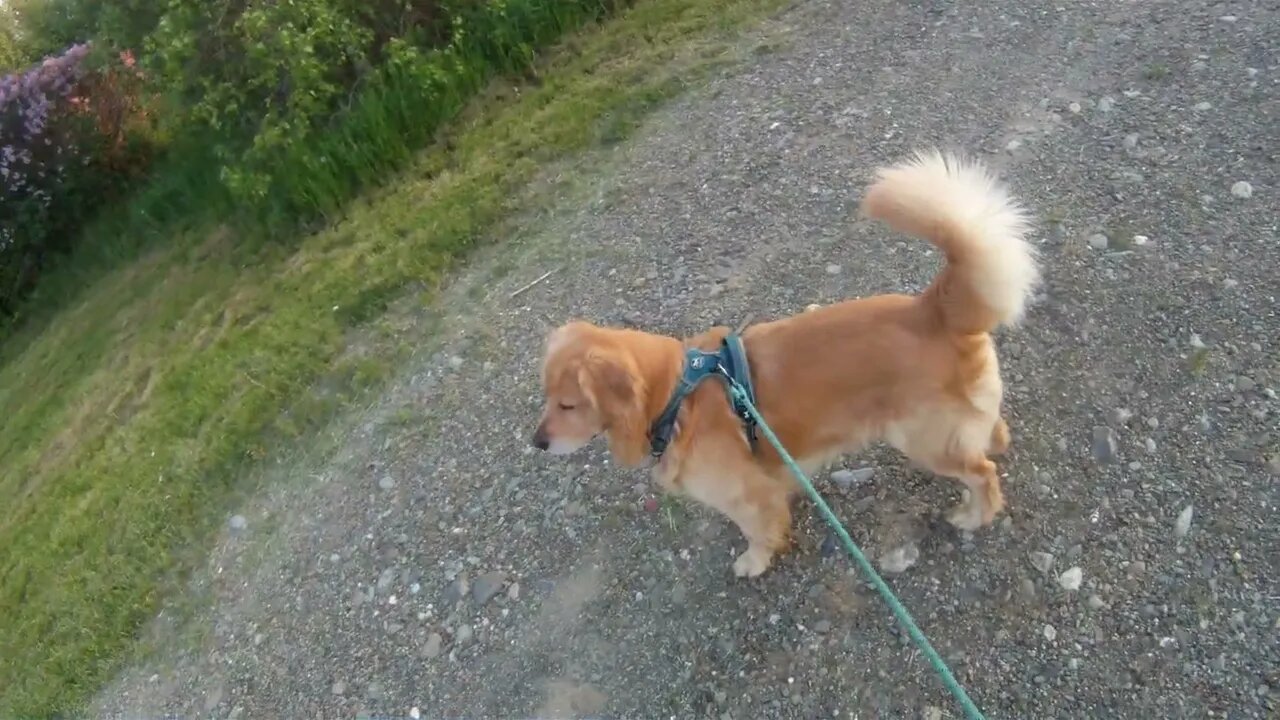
[722,378,988,720]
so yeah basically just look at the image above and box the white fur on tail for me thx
[864,150,1039,327]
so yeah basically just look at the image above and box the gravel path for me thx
[97,0,1278,717]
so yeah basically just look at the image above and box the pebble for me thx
[1097,96,1115,112]
[331,681,346,696]
[878,543,920,574]
[1088,233,1110,250]
[1087,594,1107,610]
[1044,624,1058,641]
[1029,551,1056,575]
[1144,438,1157,454]
[447,355,465,370]
[1132,234,1149,246]
[442,575,469,606]
[376,567,396,593]
[455,624,474,645]
[1193,101,1212,111]
[1092,426,1118,463]
[228,515,247,531]
[424,632,443,659]
[507,582,521,601]
[378,475,395,491]
[825,264,842,275]
[924,707,944,720]
[472,571,508,605]
[1068,102,1082,114]
[1230,181,1253,199]
[1235,376,1256,392]
[410,708,421,720]
[1059,566,1083,591]
[1174,505,1194,539]
[830,467,875,490]
[1123,133,1140,150]
[805,303,822,312]
[813,620,832,634]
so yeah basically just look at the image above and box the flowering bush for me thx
[0,42,154,318]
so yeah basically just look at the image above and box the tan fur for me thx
[532,150,1038,578]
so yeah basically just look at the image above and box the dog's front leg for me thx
[681,462,792,578]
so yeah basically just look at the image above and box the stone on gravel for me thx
[1088,233,1109,250]
[472,571,507,605]
[825,263,842,275]
[376,567,396,593]
[454,624,474,645]
[228,515,247,531]
[924,707,943,720]
[378,475,395,491]
[813,620,832,634]
[1087,594,1107,610]
[1058,567,1083,591]
[1173,505,1194,539]
[442,575,468,606]
[1193,101,1212,111]
[506,582,520,601]
[1092,426,1118,463]
[830,467,874,490]
[1043,624,1057,642]
[1097,96,1115,112]
[423,633,443,659]
[1029,551,1056,575]
[1230,181,1253,199]
[331,681,346,696]
[878,543,919,574]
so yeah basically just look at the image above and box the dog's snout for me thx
[531,426,550,451]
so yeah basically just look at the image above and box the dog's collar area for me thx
[648,334,758,457]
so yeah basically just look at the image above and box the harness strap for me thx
[648,334,757,457]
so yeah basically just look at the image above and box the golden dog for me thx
[531,151,1038,578]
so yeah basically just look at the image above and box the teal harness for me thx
[648,333,758,457]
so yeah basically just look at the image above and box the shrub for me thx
[0,43,155,318]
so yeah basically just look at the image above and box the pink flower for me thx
[119,49,136,69]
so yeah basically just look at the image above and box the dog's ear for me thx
[578,349,647,467]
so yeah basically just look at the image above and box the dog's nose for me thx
[531,429,550,451]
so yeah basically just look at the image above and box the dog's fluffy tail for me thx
[861,150,1038,334]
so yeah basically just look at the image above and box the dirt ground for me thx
[97,0,1277,717]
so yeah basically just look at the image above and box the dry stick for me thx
[509,268,559,299]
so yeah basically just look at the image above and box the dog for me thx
[531,150,1037,578]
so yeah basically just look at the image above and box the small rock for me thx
[1174,505,1194,539]
[378,475,395,491]
[228,515,247,531]
[424,632,443,658]
[1123,133,1140,150]
[924,707,944,720]
[454,624,474,645]
[1111,407,1133,425]
[1230,181,1253,199]
[819,533,839,558]
[1029,551,1056,575]
[1059,567,1083,591]
[642,497,659,512]
[447,355,465,370]
[1087,594,1107,610]
[410,708,421,720]
[1132,234,1149,246]
[805,303,822,313]
[1097,96,1115,112]
[376,567,396,593]
[366,681,384,701]
[1144,438,1157,454]
[331,681,347,696]
[1044,624,1058,641]
[507,582,521,601]
[878,543,920,574]
[472,571,508,605]
[830,467,875,490]
[1193,101,1212,111]
[1068,102,1082,114]
[825,264,842,275]
[1235,376,1256,392]
[1088,233,1110,250]
[442,575,469,606]
[813,620,832,634]
[1092,426,1118,463]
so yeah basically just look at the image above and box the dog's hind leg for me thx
[988,417,1011,456]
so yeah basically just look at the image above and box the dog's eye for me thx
[559,403,576,411]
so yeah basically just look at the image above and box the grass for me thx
[0,0,787,715]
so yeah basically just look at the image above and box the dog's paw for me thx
[946,491,985,531]
[733,548,772,578]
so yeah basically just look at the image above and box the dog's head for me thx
[531,321,649,466]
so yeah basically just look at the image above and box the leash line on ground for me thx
[723,378,987,720]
